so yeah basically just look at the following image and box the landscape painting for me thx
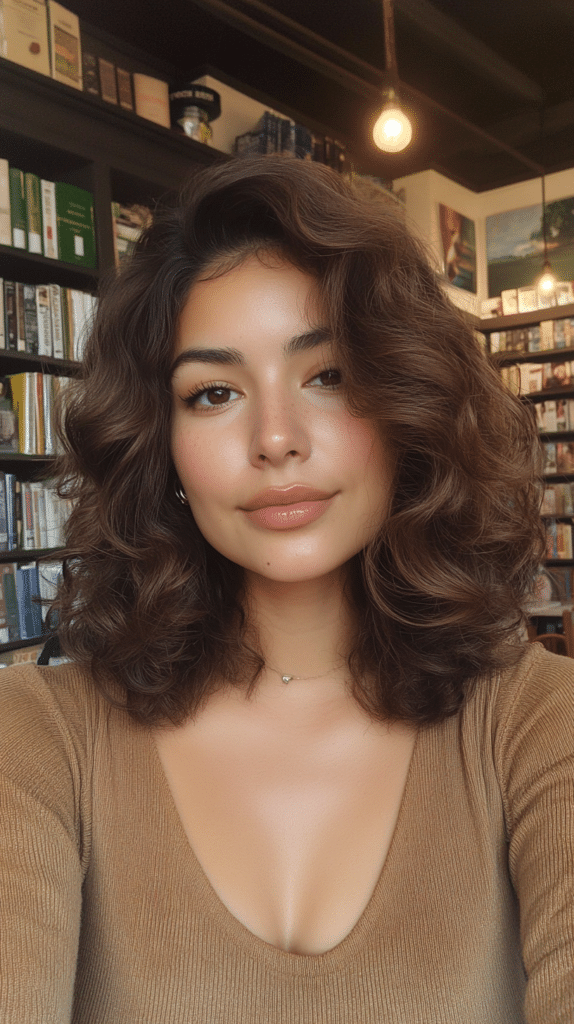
[486,197,574,297]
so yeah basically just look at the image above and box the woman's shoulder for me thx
[489,642,574,783]
[0,660,116,778]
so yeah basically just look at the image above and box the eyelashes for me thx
[181,369,342,411]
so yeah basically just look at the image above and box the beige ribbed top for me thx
[0,642,573,1022]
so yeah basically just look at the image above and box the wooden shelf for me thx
[0,548,63,563]
[494,346,574,366]
[481,301,574,331]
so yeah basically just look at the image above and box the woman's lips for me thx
[243,496,335,530]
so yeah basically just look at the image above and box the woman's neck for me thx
[241,568,358,714]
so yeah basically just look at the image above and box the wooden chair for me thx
[528,609,574,658]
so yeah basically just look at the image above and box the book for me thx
[0,472,8,551]
[47,0,82,90]
[4,473,17,550]
[15,281,25,351]
[82,50,100,96]
[15,561,43,638]
[0,0,51,76]
[24,172,43,254]
[20,482,35,547]
[41,178,58,258]
[55,181,96,268]
[116,67,134,110]
[0,278,4,348]
[36,284,53,357]
[1,563,19,641]
[3,280,17,349]
[23,282,39,354]
[98,57,118,104]
[9,372,36,454]
[8,167,26,249]
[48,283,65,358]
[133,72,170,128]
[111,202,152,265]
[0,158,10,246]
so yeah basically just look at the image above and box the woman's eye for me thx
[184,385,240,409]
[308,369,342,388]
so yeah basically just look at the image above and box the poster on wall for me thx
[438,203,477,293]
[486,197,574,298]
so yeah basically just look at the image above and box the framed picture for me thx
[438,203,476,293]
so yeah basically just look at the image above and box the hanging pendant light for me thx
[373,0,412,153]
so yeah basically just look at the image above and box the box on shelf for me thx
[133,73,170,128]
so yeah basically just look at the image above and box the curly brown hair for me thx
[52,155,544,727]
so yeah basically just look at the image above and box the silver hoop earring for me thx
[175,482,189,505]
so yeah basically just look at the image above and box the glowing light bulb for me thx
[373,104,412,152]
[538,260,556,295]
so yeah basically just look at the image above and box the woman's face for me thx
[170,254,393,585]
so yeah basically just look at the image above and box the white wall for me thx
[393,166,574,317]
[192,74,285,155]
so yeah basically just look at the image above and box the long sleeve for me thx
[0,666,88,1023]
[495,646,574,1023]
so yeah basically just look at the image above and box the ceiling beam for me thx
[395,0,543,104]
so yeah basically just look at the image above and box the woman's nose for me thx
[247,391,313,467]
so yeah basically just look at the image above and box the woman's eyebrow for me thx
[170,327,332,376]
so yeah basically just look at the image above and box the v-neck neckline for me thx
[145,720,423,973]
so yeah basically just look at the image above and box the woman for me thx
[1,156,572,1022]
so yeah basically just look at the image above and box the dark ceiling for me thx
[73,0,574,192]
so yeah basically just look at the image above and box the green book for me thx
[9,168,27,250]
[55,181,96,267]
[25,173,43,255]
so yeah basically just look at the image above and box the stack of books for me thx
[1,157,96,269]
[1,278,96,361]
[0,558,62,645]
[0,473,71,551]
[7,372,71,455]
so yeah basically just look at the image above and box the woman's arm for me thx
[0,666,85,1022]
[496,645,574,1023]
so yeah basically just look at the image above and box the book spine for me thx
[41,179,58,259]
[15,562,42,639]
[36,285,53,357]
[0,159,11,247]
[82,50,100,96]
[43,373,54,455]
[98,57,118,104]
[1,564,20,642]
[23,283,39,355]
[0,278,4,349]
[15,282,26,352]
[29,483,44,549]
[25,172,43,255]
[0,472,7,552]
[4,474,17,551]
[0,562,10,645]
[9,168,27,249]
[48,283,65,358]
[4,281,17,350]
[116,67,134,110]
[55,181,97,268]
[20,483,35,548]
[132,73,170,128]
[34,373,45,456]
[48,0,83,90]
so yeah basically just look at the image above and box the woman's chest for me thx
[153,705,416,955]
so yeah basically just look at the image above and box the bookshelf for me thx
[484,305,574,573]
[0,54,226,654]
